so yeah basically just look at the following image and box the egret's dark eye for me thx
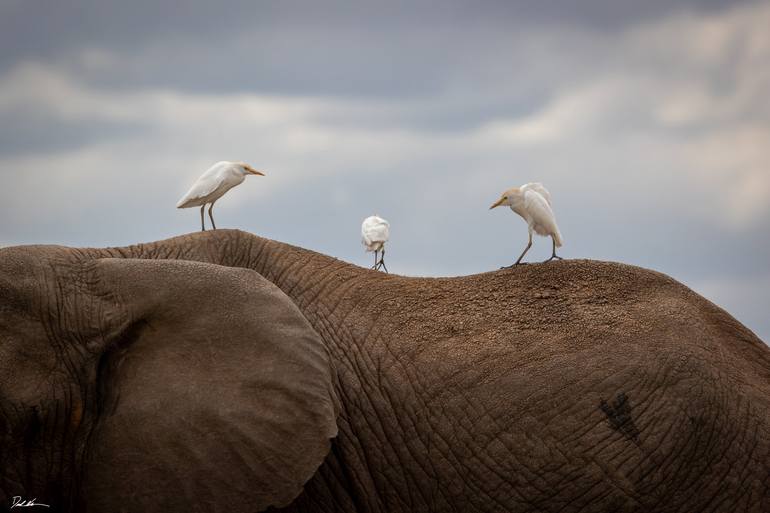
[503,196,508,200]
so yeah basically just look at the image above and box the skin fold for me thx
[0,229,768,512]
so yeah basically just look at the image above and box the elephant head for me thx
[0,247,337,512]
[1,230,769,513]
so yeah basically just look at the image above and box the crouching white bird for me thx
[361,215,390,272]
[177,161,265,231]
[489,182,563,266]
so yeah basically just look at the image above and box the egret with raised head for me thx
[361,215,390,272]
[489,182,563,266]
[177,161,265,231]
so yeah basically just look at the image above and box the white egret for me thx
[361,215,390,272]
[177,161,265,231]
[489,183,563,266]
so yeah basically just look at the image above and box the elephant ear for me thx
[81,258,338,513]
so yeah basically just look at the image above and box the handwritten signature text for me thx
[11,496,50,509]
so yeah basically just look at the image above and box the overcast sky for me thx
[1,0,768,342]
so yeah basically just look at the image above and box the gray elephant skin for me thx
[0,229,768,512]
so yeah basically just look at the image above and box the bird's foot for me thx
[543,255,563,263]
[500,262,527,269]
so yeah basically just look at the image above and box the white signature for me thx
[10,496,50,509]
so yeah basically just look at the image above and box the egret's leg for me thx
[200,205,206,231]
[379,247,388,273]
[208,202,217,230]
[543,237,563,263]
[514,240,532,265]
[505,231,532,268]
[372,250,379,270]
[502,232,532,268]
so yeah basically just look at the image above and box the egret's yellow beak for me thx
[489,197,505,210]
[246,167,265,176]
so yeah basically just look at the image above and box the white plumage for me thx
[177,161,264,231]
[361,215,390,251]
[361,215,390,272]
[490,182,564,266]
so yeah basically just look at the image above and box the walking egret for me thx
[489,183,563,266]
[177,161,265,231]
[361,215,390,272]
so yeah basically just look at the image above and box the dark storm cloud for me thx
[0,0,752,97]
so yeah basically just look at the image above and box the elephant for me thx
[1,229,768,512]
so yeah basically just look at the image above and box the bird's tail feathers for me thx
[553,229,564,248]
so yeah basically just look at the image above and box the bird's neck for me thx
[508,190,525,209]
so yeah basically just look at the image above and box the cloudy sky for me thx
[1,0,768,342]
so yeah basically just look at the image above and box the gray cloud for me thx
[0,109,147,156]
[1,0,753,96]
